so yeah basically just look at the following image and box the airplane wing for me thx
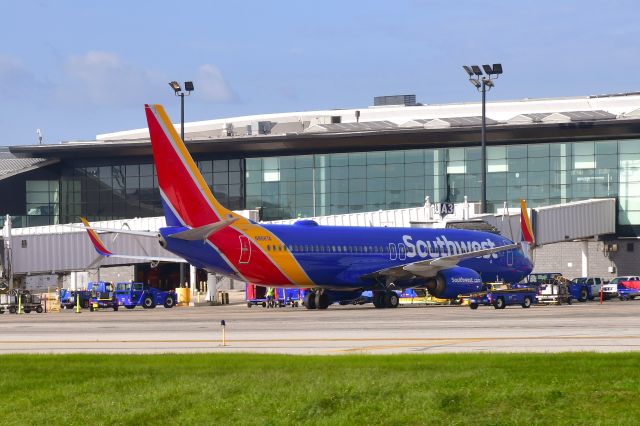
[364,243,519,280]
[63,218,159,238]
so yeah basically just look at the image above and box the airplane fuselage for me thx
[159,221,532,291]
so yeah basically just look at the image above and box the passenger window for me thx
[267,245,271,251]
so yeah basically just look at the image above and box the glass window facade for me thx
[26,180,59,226]
[246,140,640,233]
[59,158,243,223]
[13,138,640,235]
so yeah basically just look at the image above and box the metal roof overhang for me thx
[10,118,640,160]
[0,158,60,181]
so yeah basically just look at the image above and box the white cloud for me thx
[63,51,161,106]
[196,64,234,103]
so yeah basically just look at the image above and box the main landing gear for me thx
[372,290,399,309]
[303,291,329,310]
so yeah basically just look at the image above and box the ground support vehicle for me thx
[115,282,177,309]
[571,277,604,301]
[59,289,92,309]
[602,276,640,300]
[59,282,112,309]
[246,284,302,307]
[89,283,118,312]
[536,281,572,305]
[468,283,537,309]
[528,273,592,302]
[0,290,44,314]
[617,281,640,300]
[279,288,301,307]
[398,288,455,305]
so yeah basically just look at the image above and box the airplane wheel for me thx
[304,292,316,309]
[385,291,399,308]
[315,293,329,309]
[372,292,385,308]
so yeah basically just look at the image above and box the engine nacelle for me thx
[425,267,482,299]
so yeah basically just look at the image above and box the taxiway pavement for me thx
[2,299,640,354]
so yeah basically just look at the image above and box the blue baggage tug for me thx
[468,282,537,309]
[114,282,177,309]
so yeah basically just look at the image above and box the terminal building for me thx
[1,91,640,288]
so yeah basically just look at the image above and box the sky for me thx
[1,0,640,146]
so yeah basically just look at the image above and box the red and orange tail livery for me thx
[520,199,534,245]
[144,104,240,228]
[80,217,112,256]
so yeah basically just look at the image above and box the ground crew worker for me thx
[266,286,275,308]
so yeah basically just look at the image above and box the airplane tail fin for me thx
[519,199,535,263]
[144,104,239,228]
[80,217,112,257]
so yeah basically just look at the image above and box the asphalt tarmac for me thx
[1,299,640,354]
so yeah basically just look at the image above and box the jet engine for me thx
[425,267,482,299]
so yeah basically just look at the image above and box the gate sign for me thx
[433,202,455,218]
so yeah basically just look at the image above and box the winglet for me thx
[520,199,534,245]
[80,217,113,256]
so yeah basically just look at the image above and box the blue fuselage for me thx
[159,221,533,291]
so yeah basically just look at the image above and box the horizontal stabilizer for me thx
[168,216,239,241]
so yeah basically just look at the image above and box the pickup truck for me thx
[602,276,640,300]
[468,283,537,310]
[571,277,605,301]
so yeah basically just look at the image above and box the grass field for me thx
[1,352,638,425]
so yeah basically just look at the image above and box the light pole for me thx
[462,64,502,214]
[168,81,195,141]
[168,81,194,287]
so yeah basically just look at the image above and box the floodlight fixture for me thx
[169,81,181,93]
[463,65,474,77]
[482,78,494,88]
[471,65,483,76]
[492,63,503,75]
[469,78,481,89]
[482,64,494,75]
[184,81,194,92]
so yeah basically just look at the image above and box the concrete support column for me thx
[207,273,218,303]
[581,240,589,277]
[189,265,197,294]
